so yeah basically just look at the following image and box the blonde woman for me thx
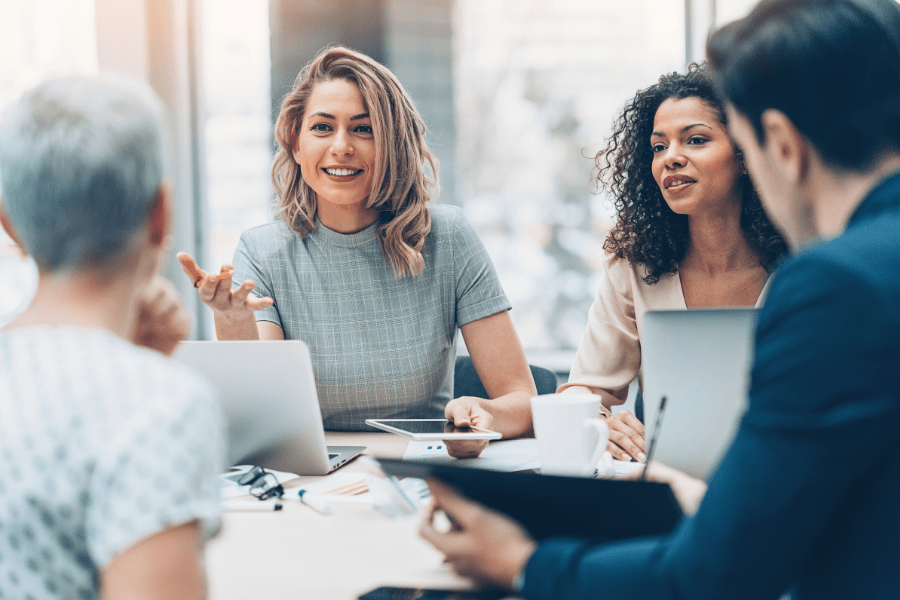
[179,47,535,456]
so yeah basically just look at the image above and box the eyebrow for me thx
[307,111,370,121]
[650,123,714,137]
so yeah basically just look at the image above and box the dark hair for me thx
[597,64,787,284]
[707,0,900,172]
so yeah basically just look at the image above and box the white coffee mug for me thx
[531,393,609,477]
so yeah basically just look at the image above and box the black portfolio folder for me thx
[376,458,684,541]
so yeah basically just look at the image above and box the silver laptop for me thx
[641,308,758,481]
[173,340,365,475]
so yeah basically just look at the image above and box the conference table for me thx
[205,432,511,600]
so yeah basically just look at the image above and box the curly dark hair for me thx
[597,63,787,284]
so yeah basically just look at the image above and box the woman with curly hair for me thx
[178,47,536,456]
[558,64,787,461]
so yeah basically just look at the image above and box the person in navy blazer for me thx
[419,1,900,598]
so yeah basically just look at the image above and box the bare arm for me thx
[100,521,206,600]
[444,311,537,457]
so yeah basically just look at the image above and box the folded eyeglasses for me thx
[236,465,285,501]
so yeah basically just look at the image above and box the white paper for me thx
[292,472,372,503]
[219,465,301,499]
[403,439,648,477]
[403,438,541,472]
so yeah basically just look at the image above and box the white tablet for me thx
[365,419,502,440]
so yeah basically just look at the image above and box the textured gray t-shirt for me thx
[0,328,224,600]
[232,204,511,430]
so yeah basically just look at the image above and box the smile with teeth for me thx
[665,177,696,189]
[324,167,363,177]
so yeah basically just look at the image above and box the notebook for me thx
[173,340,365,475]
[641,308,759,481]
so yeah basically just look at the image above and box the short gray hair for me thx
[0,74,167,271]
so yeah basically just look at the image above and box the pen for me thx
[641,395,667,481]
[298,489,332,515]
[224,500,283,512]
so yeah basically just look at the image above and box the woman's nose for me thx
[664,144,685,169]
[330,129,354,156]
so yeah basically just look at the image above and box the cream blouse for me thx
[559,250,770,409]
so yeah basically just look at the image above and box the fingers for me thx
[196,272,225,305]
[444,398,494,458]
[246,295,275,310]
[217,264,234,282]
[134,276,191,355]
[607,411,647,462]
[445,439,489,459]
[426,479,481,529]
[176,252,206,287]
[232,279,275,311]
[445,398,474,428]
[617,410,646,438]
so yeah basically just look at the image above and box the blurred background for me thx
[0,0,760,373]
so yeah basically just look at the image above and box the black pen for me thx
[640,395,667,481]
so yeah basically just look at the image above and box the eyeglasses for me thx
[236,465,285,500]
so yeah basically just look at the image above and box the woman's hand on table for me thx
[606,409,646,462]
[444,397,494,458]
[133,276,191,356]
[420,478,536,589]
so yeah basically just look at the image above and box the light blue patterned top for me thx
[0,328,224,600]
[232,204,511,430]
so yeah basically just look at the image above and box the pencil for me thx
[640,395,667,481]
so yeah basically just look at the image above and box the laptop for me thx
[172,340,365,475]
[641,308,759,481]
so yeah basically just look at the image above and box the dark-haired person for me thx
[420,1,900,598]
[177,47,536,457]
[559,64,786,461]
[0,75,223,599]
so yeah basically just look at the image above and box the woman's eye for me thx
[688,136,708,145]
[651,144,666,153]
[355,124,373,134]
[310,123,331,132]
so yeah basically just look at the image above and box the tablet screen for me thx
[377,420,470,435]
[365,419,502,439]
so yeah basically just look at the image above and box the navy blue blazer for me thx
[522,172,900,600]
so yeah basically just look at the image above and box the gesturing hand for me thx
[420,479,536,589]
[133,276,191,356]
[176,252,274,317]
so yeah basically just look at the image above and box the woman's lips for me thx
[323,167,363,177]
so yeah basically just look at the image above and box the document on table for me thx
[403,438,542,471]
[292,472,372,503]
[403,439,647,476]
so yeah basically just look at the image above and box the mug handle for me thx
[583,418,610,477]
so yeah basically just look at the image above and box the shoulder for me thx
[0,328,222,425]
[425,204,485,259]
[598,248,648,296]
[108,336,223,423]
[761,232,900,343]
[236,221,299,264]
[238,221,294,250]
[428,204,469,236]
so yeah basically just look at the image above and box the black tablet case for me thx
[377,458,684,541]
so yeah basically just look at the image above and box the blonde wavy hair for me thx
[272,46,438,278]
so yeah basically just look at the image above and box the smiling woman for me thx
[177,47,537,456]
[558,63,788,461]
